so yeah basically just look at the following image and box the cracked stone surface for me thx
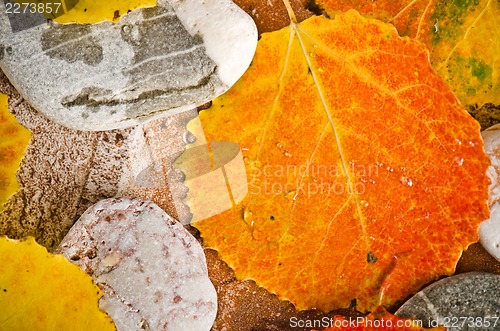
[396,272,500,330]
[0,0,257,131]
[480,124,500,261]
[57,197,217,331]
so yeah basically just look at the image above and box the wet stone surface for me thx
[0,0,256,130]
[396,272,500,330]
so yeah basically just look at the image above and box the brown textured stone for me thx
[0,70,129,250]
[117,111,196,223]
[0,69,193,251]
[205,248,364,331]
[233,0,315,35]
[456,243,500,275]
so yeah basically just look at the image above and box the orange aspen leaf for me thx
[186,8,490,312]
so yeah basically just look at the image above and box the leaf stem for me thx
[282,0,297,24]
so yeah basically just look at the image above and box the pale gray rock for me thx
[396,272,500,330]
[480,124,500,261]
[57,197,217,331]
[0,0,257,131]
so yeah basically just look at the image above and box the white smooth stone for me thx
[480,123,500,261]
[57,197,217,331]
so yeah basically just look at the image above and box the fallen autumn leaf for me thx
[187,6,490,312]
[0,92,30,213]
[318,0,500,114]
[0,236,115,330]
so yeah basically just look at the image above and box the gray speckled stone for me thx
[0,0,257,131]
[396,272,500,330]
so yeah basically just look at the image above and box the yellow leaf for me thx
[0,93,30,213]
[430,0,499,108]
[54,0,156,24]
[318,0,500,111]
[0,236,116,331]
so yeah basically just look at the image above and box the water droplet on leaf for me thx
[243,208,253,223]
[285,190,297,201]
[182,131,197,144]
[454,157,464,166]
[400,176,413,187]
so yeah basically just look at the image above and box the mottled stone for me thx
[481,204,500,261]
[0,0,257,130]
[396,272,500,330]
[57,197,217,331]
[41,24,103,65]
[480,124,500,261]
